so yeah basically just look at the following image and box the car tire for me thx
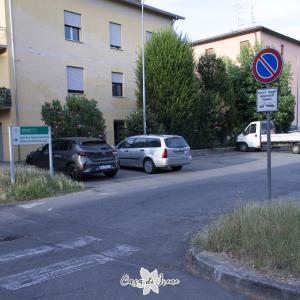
[143,158,156,174]
[239,142,249,152]
[66,163,81,181]
[104,170,118,178]
[171,166,182,171]
[291,143,300,154]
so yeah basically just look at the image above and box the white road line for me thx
[0,236,102,263]
[19,202,45,209]
[0,254,113,291]
[0,243,141,291]
[101,244,141,258]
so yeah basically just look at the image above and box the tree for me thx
[194,54,236,147]
[135,28,199,141]
[228,44,295,133]
[121,108,165,139]
[41,95,106,138]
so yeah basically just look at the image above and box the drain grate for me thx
[0,236,22,242]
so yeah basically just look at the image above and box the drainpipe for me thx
[297,56,299,129]
[8,0,21,160]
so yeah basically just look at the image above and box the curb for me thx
[189,247,300,300]
[191,147,235,157]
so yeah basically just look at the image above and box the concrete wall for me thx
[0,0,173,161]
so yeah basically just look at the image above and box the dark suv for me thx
[26,137,119,180]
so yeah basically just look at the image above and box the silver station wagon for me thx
[116,135,192,174]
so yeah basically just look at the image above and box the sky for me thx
[145,0,300,42]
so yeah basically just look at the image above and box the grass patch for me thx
[193,202,300,275]
[0,166,84,203]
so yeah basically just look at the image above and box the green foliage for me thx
[0,166,83,203]
[194,54,236,148]
[229,43,295,133]
[135,28,199,141]
[193,201,300,275]
[121,108,165,139]
[41,95,106,138]
[0,87,11,107]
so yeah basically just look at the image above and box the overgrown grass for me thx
[0,166,84,203]
[193,202,300,275]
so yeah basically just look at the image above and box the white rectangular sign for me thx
[11,126,49,145]
[256,88,278,112]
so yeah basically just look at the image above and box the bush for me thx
[0,166,84,203]
[41,95,106,138]
[193,202,300,275]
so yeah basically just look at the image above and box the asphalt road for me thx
[1,151,300,300]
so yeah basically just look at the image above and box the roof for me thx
[117,0,184,21]
[192,26,300,47]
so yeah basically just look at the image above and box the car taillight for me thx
[162,149,168,158]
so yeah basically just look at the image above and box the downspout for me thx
[8,0,21,160]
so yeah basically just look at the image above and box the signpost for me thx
[252,48,283,199]
[8,126,53,184]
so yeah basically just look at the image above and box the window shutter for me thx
[112,72,123,84]
[67,67,84,91]
[110,23,121,47]
[64,11,81,28]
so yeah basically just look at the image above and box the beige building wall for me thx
[0,0,174,161]
[193,30,300,127]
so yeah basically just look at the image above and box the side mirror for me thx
[243,131,247,136]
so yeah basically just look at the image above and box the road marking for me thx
[19,202,45,209]
[0,254,113,291]
[0,243,141,291]
[0,236,102,263]
[101,244,141,259]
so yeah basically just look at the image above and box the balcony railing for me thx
[0,27,7,55]
[0,87,11,109]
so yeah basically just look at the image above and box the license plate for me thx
[98,165,112,170]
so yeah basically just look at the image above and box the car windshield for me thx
[164,137,188,148]
[81,141,111,151]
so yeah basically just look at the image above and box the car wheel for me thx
[143,159,156,174]
[104,170,118,178]
[66,163,81,181]
[239,142,249,152]
[292,143,300,154]
[171,166,182,171]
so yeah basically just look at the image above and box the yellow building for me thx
[193,26,300,128]
[0,0,183,161]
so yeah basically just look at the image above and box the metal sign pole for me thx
[266,111,271,199]
[8,127,15,184]
[48,127,54,177]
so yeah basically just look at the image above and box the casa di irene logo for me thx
[120,267,180,295]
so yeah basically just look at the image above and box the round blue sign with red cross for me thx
[252,48,283,84]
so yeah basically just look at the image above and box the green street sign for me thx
[20,126,49,135]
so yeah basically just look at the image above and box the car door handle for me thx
[125,150,129,152]
[54,154,62,158]
[140,149,144,152]
[255,134,257,137]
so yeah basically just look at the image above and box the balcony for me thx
[0,27,7,55]
[0,88,11,110]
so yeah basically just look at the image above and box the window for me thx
[110,22,121,49]
[58,141,72,151]
[205,48,214,55]
[147,138,161,148]
[249,124,256,134]
[67,66,84,94]
[165,137,188,148]
[133,138,147,148]
[112,72,123,97]
[281,44,284,57]
[64,11,81,42]
[240,40,250,51]
[146,31,153,41]
[119,138,134,149]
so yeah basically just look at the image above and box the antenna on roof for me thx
[234,1,245,29]
[251,5,256,26]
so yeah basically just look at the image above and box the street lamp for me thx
[141,0,147,134]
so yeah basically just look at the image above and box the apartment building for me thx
[0,0,183,161]
[193,26,300,127]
